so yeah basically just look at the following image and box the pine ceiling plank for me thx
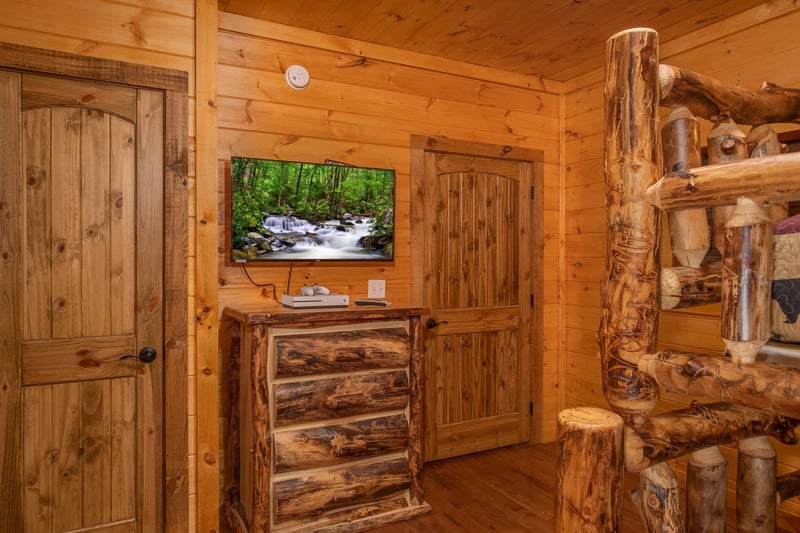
[311,0,382,36]
[220,0,269,19]
[538,0,769,81]
[283,0,342,31]
[404,0,533,58]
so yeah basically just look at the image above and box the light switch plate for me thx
[368,279,386,298]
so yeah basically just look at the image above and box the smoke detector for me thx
[285,65,310,90]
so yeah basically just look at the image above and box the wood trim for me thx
[0,42,189,531]
[194,1,221,532]
[0,69,23,531]
[0,41,187,93]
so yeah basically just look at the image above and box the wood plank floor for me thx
[371,442,645,533]
[221,441,800,532]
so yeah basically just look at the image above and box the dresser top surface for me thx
[222,303,427,326]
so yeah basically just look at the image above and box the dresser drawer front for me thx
[273,457,411,523]
[273,414,409,473]
[273,327,410,378]
[273,370,409,427]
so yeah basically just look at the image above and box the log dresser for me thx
[220,304,431,532]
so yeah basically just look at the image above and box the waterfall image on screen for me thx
[229,157,395,263]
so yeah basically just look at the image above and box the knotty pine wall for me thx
[563,3,800,527]
[214,10,565,450]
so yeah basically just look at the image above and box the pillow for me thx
[772,213,800,343]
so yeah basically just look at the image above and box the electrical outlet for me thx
[368,279,386,298]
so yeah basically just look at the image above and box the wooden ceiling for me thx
[217,0,767,82]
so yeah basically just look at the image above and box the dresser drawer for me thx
[273,414,409,473]
[273,327,410,378]
[273,370,409,428]
[272,457,411,524]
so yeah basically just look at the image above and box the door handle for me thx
[425,318,448,329]
[120,347,158,363]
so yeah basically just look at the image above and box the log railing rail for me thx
[555,27,800,532]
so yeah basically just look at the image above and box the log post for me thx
[555,407,624,533]
[660,262,722,310]
[777,469,800,504]
[707,117,748,255]
[748,124,789,222]
[721,197,773,363]
[737,436,777,533]
[686,446,727,533]
[638,463,684,533]
[599,27,661,426]
[662,106,709,267]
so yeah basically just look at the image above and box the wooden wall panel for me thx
[563,6,800,525]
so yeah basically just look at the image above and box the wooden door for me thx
[3,70,164,532]
[418,143,536,461]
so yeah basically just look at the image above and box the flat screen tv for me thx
[228,156,395,264]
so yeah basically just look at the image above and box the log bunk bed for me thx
[554,28,800,532]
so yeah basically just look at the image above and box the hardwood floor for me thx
[371,442,645,533]
[220,441,800,532]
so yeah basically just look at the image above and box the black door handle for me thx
[120,346,158,363]
[425,318,448,329]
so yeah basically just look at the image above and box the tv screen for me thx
[228,156,395,263]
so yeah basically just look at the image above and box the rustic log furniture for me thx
[555,27,800,531]
[220,305,430,532]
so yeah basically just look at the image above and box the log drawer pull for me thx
[333,348,366,362]
[324,393,368,410]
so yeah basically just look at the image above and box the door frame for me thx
[0,42,188,530]
[409,134,546,444]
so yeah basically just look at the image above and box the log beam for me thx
[659,63,800,125]
[555,407,624,532]
[645,152,800,211]
[660,262,722,310]
[624,402,797,472]
[599,27,661,426]
[639,351,800,420]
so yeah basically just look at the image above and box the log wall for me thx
[563,3,800,527]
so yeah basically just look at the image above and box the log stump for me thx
[555,407,624,533]
[686,446,727,533]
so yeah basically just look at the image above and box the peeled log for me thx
[638,351,800,420]
[748,124,789,222]
[721,197,773,364]
[737,436,777,533]
[708,117,748,255]
[599,27,661,427]
[662,106,709,267]
[638,463,684,533]
[660,262,722,310]
[624,402,797,473]
[645,152,800,211]
[686,446,727,533]
[659,63,800,125]
[555,407,624,533]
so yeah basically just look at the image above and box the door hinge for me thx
[530,401,534,416]
[530,186,535,199]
